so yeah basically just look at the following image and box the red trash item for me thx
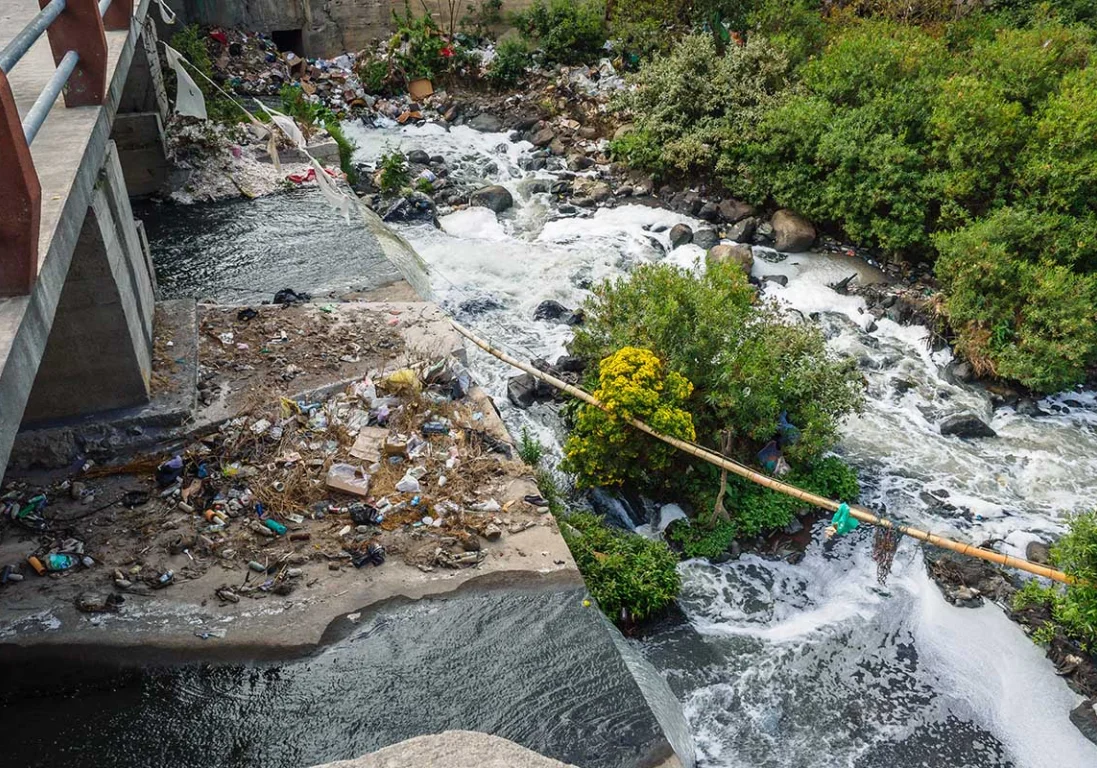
[286,167,337,184]
[210,30,229,45]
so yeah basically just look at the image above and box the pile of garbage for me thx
[0,360,549,609]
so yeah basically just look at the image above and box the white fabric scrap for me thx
[257,101,306,149]
[311,159,354,224]
[163,44,207,119]
[155,0,177,24]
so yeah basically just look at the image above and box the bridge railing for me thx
[0,0,133,297]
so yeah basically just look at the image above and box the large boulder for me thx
[727,217,758,243]
[1025,540,1052,565]
[468,113,503,132]
[707,244,754,275]
[469,185,514,213]
[718,198,754,224]
[1071,700,1097,747]
[693,228,720,250]
[406,148,430,165]
[507,374,554,408]
[530,126,555,147]
[669,224,693,249]
[940,413,997,439]
[533,300,583,325]
[771,209,816,252]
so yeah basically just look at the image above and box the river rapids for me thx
[341,119,1097,768]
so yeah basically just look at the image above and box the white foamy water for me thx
[346,120,1097,767]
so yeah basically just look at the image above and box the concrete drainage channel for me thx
[0,189,694,768]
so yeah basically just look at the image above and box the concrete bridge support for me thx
[21,140,156,424]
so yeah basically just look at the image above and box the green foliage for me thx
[563,347,696,489]
[169,25,242,124]
[487,38,530,86]
[518,427,545,465]
[560,511,681,623]
[378,148,411,193]
[389,3,458,80]
[514,0,607,65]
[670,455,861,549]
[614,33,791,177]
[935,208,1097,392]
[279,85,358,183]
[571,262,864,464]
[357,56,394,95]
[668,518,738,559]
[1013,511,1097,650]
[613,12,1097,390]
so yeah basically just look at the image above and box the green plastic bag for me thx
[829,503,859,536]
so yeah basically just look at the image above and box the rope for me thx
[449,319,1075,586]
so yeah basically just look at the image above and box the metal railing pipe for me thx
[22,49,78,145]
[0,0,68,74]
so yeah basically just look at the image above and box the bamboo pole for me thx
[451,320,1075,586]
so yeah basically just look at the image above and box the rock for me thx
[1016,397,1048,418]
[693,228,720,250]
[572,196,595,208]
[507,374,552,408]
[763,274,788,287]
[952,360,974,383]
[727,216,757,243]
[949,585,983,608]
[613,123,635,141]
[549,138,567,156]
[517,178,553,197]
[576,180,612,203]
[940,413,997,439]
[1071,699,1097,746]
[698,202,720,222]
[718,198,754,223]
[75,592,123,613]
[708,243,754,275]
[533,300,582,325]
[567,154,594,171]
[555,355,585,373]
[771,209,816,252]
[1026,540,1052,565]
[469,185,514,213]
[483,523,503,541]
[406,149,430,165]
[669,224,693,249]
[468,113,502,132]
[530,127,555,147]
[578,125,599,140]
[753,220,775,244]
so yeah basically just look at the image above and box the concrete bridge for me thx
[0,0,169,479]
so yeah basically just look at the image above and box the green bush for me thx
[487,38,530,86]
[514,0,607,65]
[668,518,738,559]
[563,347,696,489]
[518,427,544,465]
[279,85,358,183]
[935,208,1097,391]
[377,148,410,193]
[571,262,864,464]
[560,511,681,623]
[1012,510,1097,651]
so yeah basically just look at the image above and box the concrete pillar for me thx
[21,142,155,424]
[118,15,169,120]
[114,17,170,197]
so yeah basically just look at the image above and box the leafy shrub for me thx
[461,0,504,40]
[377,149,410,193]
[563,347,696,489]
[279,85,358,182]
[1012,510,1097,650]
[487,38,530,86]
[935,208,1097,392]
[518,427,544,465]
[668,518,738,559]
[609,128,666,174]
[560,511,681,623]
[615,33,791,177]
[571,262,864,464]
[389,3,455,80]
[514,0,607,65]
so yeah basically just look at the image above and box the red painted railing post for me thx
[0,70,41,297]
[103,0,134,32]
[40,0,108,107]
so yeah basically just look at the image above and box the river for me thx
[338,119,1097,768]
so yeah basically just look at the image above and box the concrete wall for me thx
[166,0,535,57]
[22,142,156,424]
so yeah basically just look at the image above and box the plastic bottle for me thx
[263,519,287,535]
[44,553,78,571]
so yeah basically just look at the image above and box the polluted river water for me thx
[343,120,1097,767]
[18,120,1093,768]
